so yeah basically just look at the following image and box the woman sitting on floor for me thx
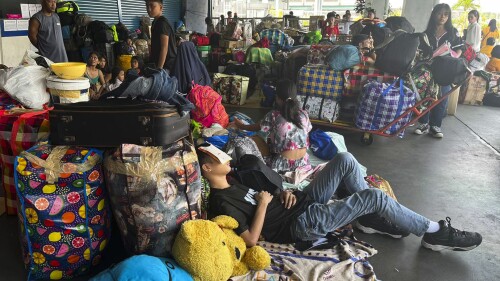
[231,79,312,174]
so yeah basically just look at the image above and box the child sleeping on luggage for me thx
[229,80,312,174]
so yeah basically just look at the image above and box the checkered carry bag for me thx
[297,66,344,100]
[343,64,397,98]
[0,109,50,215]
[355,79,417,135]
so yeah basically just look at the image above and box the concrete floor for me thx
[1,104,499,281]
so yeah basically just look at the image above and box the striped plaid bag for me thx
[355,79,417,135]
[343,64,397,98]
[0,109,50,215]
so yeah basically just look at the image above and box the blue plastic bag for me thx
[309,129,338,160]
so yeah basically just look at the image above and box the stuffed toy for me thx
[172,215,271,281]
[90,255,193,281]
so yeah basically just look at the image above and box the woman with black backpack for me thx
[414,3,462,139]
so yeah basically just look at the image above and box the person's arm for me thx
[98,70,106,86]
[157,34,169,69]
[240,191,273,247]
[28,18,40,47]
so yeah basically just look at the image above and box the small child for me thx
[352,34,376,65]
[127,56,144,76]
[107,67,125,92]
[485,45,500,72]
[480,37,496,58]
[127,38,137,55]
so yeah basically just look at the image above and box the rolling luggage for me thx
[49,100,190,147]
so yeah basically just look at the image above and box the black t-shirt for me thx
[425,27,462,51]
[151,16,177,70]
[209,184,313,243]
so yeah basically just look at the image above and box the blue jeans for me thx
[291,152,430,241]
[418,85,452,127]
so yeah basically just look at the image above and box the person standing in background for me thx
[28,0,68,63]
[414,3,462,139]
[481,19,499,48]
[146,0,177,72]
[465,10,481,52]
[227,11,233,24]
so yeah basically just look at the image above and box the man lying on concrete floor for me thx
[197,143,482,251]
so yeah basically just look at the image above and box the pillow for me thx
[90,255,193,281]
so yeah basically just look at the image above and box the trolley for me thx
[308,64,471,145]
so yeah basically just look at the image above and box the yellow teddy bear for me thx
[172,215,271,281]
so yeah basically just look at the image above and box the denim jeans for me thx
[291,152,430,241]
[418,85,452,127]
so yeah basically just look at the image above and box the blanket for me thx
[232,231,377,281]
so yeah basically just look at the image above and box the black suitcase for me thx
[50,100,190,147]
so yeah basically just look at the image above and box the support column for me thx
[402,0,440,32]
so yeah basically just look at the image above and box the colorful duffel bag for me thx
[296,95,340,123]
[355,79,417,135]
[15,144,111,280]
[103,138,202,257]
[297,66,344,101]
[405,63,438,110]
[212,73,250,105]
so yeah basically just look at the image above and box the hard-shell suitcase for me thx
[50,99,190,147]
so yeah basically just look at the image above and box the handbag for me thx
[462,44,477,63]
[212,73,249,105]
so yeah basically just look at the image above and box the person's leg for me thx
[414,111,430,134]
[429,85,452,128]
[302,152,369,204]
[292,188,430,241]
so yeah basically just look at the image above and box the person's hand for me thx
[280,190,297,209]
[255,191,273,205]
[233,117,245,129]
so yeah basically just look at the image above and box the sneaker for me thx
[414,123,430,135]
[356,214,410,239]
[430,126,444,138]
[421,217,482,251]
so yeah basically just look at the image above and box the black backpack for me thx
[360,25,393,48]
[483,93,500,107]
[88,21,114,43]
[384,16,415,33]
[375,31,421,76]
[56,1,79,26]
[431,56,470,86]
[234,154,283,194]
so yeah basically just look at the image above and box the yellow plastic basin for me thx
[50,62,87,80]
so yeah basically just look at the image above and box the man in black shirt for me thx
[198,144,481,251]
[146,0,177,71]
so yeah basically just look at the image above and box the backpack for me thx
[375,31,421,76]
[325,45,361,71]
[234,154,283,194]
[56,1,79,26]
[431,56,470,86]
[187,84,229,128]
[384,16,415,33]
[360,25,393,48]
[74,14,92,46]
[88,21,113,43]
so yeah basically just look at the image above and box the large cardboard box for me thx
[219,39,245,49]
[463,75,487,105]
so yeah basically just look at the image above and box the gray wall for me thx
[185,0,208,34]
[402,0,440,32]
